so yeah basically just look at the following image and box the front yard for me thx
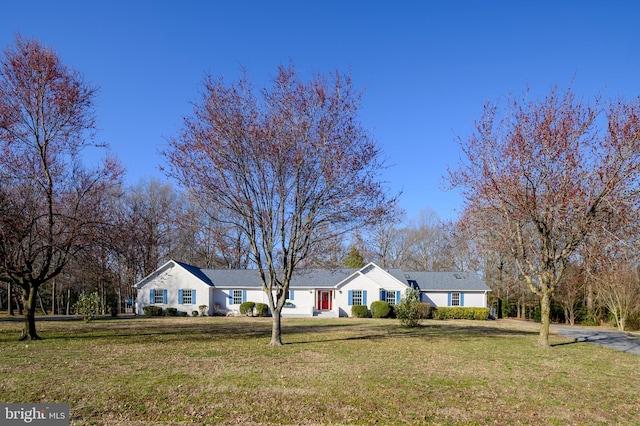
[0,316,638,425]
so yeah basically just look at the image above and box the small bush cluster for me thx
[240,301,256,316]
[74,292,100,322]
[432,307,490,320]
[165,307,178,316]
[351,305,369,318]
[371,301,391,318]
[255,303,269,317]
[192,311,199,317]
[179,311,188,317]
[142,306,163,317]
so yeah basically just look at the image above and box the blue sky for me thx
[2,1,639,222]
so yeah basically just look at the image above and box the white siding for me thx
[423,291,488,308]
[281,289,316,317]
[216,288,317,317]
[135,262,213,315]
[338,270,408,317]
[461,292,487,307]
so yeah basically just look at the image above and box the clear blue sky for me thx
[3,1,639,222]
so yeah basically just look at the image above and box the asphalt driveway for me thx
[556,326,640,355]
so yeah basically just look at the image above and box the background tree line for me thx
[3,174,638,335]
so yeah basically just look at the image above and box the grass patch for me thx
[0,317,638,425]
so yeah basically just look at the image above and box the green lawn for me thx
[0,316,638,425]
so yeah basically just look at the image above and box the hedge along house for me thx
[133,260,491,317]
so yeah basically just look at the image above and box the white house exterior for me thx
[134,261,213,315]
[133,260,491,317]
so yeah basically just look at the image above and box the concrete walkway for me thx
[555,326,640,355]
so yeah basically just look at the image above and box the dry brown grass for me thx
[0,316,638,425]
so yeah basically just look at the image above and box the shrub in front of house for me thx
[351,305,369,318]
[165,307,178,316]
[371,301,391,318]
[240,301,256,316]
[416,302,433,319]
[472,308,490,320]
[179,311,188,317]
[395,289,421,327]
[199,305,208,316]
[191,310,199,317]
[432,307,490,320]
[255,303,269,317]
[142,306,163,317]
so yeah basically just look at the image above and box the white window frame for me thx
[154,289,165,304]
[232,290,243,305]
[182,289,193,305]
[451,292,461,306]
[352,290,363,306]
[386,291,396,305]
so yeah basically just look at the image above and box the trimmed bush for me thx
[165,307,178,316]
[351,305,369,318]
[255,303,269,317]
[142,306,163,317]
[432,307,490,320]
[371,301,391,318]
[191,311,199,317]
[240,301,256,316]
[179,311,188,317]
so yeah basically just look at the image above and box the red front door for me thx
[318,291,332,310]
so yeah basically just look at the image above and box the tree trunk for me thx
[517,298,523,319]
[38,289,48,315]
[616,311,626,331]
[8,281,14,316]
[15,294,23,315]
[568,306,575,326]
[538,291,552,348]
[19,286,42,341]
[66,287,71,315]
[586,280,594,313]
[51,279,56,315]
[269,309,283,346]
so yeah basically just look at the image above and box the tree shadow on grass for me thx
[280,320,540,345]
[0,317,540,346]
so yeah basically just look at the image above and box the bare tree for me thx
[362,206,406,268]
[164,64,396,345]
[117,178,182,279]
[178,199,251,269]
[0,35,122,339]
[402,209,458,271]
[585,214,640,331]
[592,264,640,331]
[556,265,584,325]
[449,87,640,347]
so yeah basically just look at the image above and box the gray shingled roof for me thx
[199,267,358,289]
[396,271,491,292]
[174,261,490,292]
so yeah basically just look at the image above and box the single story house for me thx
[133,260,491,317]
